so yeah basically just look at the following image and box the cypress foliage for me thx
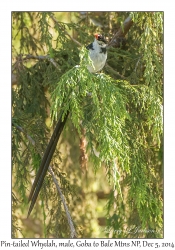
[12,12,163,238]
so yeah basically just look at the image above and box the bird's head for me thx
[94,34,107,47]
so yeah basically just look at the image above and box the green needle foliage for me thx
[12,12,163,238]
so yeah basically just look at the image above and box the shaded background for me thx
[12,12,163,238]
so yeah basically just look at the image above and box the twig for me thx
[12,122,76,237]
[23,54,50,61]
[22,54,61,72]
[134,57,142,72]
[50,14,82,47]
[13,123,35,146]
[105,63,126,79]
[107,15,133,48]
[49,166,77,238]
[12,73,17,86]
[49,58,61,71]
[12,54,61,86]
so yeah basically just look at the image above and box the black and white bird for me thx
[27,34,108,217]
[86,34,107,73]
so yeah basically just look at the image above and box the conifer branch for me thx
[12,122,76,237]
[49,166,77,238]
[12,55,61,85]
[107,15,133,48]
[12,12,163,238]
[12,123,35,146]
[50,14,82,47]
[22,54,61,71]
[12,73,17,86]
[105,63,126,79]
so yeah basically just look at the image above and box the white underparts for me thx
[87,39,107,73]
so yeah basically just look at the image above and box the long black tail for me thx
[28,110,69,217]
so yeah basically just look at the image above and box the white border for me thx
[0,0,175,245]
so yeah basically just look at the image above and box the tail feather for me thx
[28,110,69,217]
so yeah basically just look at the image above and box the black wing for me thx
[86,43,94,50]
